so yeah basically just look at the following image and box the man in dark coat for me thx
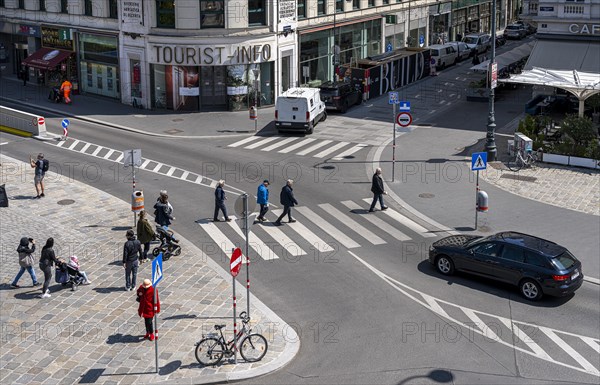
[275,179,298,226]
[369,167,388,212]
[213,180,231,222]
[123,229,142,291]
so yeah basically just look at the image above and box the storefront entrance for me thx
[200,66,227,109]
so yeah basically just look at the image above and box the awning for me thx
[21,47,72,70]
[525,40,600,73]
[470,41,535,73]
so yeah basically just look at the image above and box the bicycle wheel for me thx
[507,155,524,172]
[239,334,268,362]
[526,153,537,168]
[195,337,225,366]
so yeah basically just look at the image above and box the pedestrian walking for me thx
[369,168,388,212]
[39,238,60,298]
[11,237,40,288]
[123,229,142,291]
[60,78,73,104]
[275,179,298,226]
[153,192,177,239]
[256,179,270,222]
[136,210,155,263]
[213,180,231,222]
[137,279,160,341]
[472,54,481,65]
[30,153,49,198]
[19,66,29,86]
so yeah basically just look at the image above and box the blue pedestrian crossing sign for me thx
[61,119,70,128]
[399,101,410,112]
[388,91,399,105]
[152,253,163,287]
[471,152,488,171]
[386,43,393,52]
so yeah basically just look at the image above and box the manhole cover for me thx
[57,199,75,205]
[500,174,537,182]
[419,193,435,198]
[172,118,184,122]
[320,165,336,170]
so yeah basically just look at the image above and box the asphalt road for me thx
[2,46,599,385]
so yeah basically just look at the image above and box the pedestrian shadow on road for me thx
[11,290,42,300]
[417,260,574,307]
[163,314,198,321]
[106,333,144,344]
[94,286,127,294]
[111,226,132,231]
[10,195,37,200]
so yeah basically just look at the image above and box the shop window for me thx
[352,0,359,9]
[318,0,326,15]
[0,0,4,7]
[131,60,142,99]
[109,0,118,19]
[84,0,93,16]
[368,0,375,7]
[200,1,224,28]
[336,0,343,13]
[157,0,176,28]
[18,0,24,9]
[298,0,306,19]
[248,0,266,26]
[79,34,119,65]
[60,0,68,13]
[382,0,389,4]
[39,0,45,11]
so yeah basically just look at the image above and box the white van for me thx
[275,88,327,134]
[429,43,459,69]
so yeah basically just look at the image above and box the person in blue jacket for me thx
[275,179,298,226]
[256,180,270,222]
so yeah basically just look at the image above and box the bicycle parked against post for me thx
[508,147,539,171]
[195,311,268,366]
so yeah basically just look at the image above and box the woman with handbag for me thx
[11,237,40,288]
[137,279,160,341]
[136,210,155,263]
[39,238,60,298]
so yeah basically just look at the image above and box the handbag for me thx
[55,267,69,284]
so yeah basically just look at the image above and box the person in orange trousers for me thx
[60,78,73,104]
[137,279,160,341]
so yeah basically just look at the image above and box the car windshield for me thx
[506,26,519,30]
[463,37,478,44]
[551,251,577,270]
[465,235,491,247]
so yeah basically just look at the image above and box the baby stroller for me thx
[55,256,90,291]
[48,87,63,103]
[152,226,181,261]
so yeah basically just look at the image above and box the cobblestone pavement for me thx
[479,161,599,216]
[0,155,298,385]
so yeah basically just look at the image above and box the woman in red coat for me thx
[137,279,160,341]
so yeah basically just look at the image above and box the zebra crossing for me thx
[50,137,213,187]
[196,199,441,262]
[227,135,368,160]
[352,252,600,378]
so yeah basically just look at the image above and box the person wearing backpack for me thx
[30,153,49,199]
[11,237,40,288]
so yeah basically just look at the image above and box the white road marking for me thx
[152,162,164,172]
[226,220,279,260]
[581,337,600,354]
[539,327,600,375]
[244,137,279,149]
[312,142,349,158]
[462,308,501,342]
[80,143,91,153]
[90,146,103,157]
[319,203,386,245]
[332,144,368,160]
[362,198,436,238]
[271,209,334,252]
[349,251,600,377]
[114,153,124,163]
[55,139,66,147]
[295,206,360,249]
[0,142,9,146]
[165,167,176,177]
[341,201,411,241]
[68,140,80,150]
[181,171,189,180]
[258,222,306,257]
[296,140,332,156]
[140,159,151,169]
[195,175,203,184]
[228,136,262,148]
[103,149,115,159]
[278,138,316,153]
[420,293,449,319]
[261,137,298,152]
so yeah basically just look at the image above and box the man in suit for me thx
[275,179,298,226]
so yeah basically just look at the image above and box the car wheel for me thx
[519,279,543,301]
[307,121,314,135]
[440,62,446,70]
[321,111,327,122]
[341,101,348,114]
[435,255,455,275]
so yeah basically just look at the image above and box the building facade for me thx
[0,0,520,112]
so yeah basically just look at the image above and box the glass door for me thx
[200,66,227,109]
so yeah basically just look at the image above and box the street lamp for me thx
[485,0,497,161]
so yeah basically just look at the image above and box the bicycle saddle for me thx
[214,324,226,330]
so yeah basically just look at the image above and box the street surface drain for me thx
[419,193,435,198]
[500,174,537,182]
[172,118,184,122]
[57,199,75,205]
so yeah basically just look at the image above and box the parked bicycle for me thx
[195,311,268,366]
[508,147,539,171]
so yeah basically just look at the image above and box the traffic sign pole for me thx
[151,253,163,374]
[475,170,479,230]
[231,248,238,364]
[243,194,250,316]
[392,102,396,182]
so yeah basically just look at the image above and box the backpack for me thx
[42,159,49,173]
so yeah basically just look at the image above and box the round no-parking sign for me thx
[396,112,412,127]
